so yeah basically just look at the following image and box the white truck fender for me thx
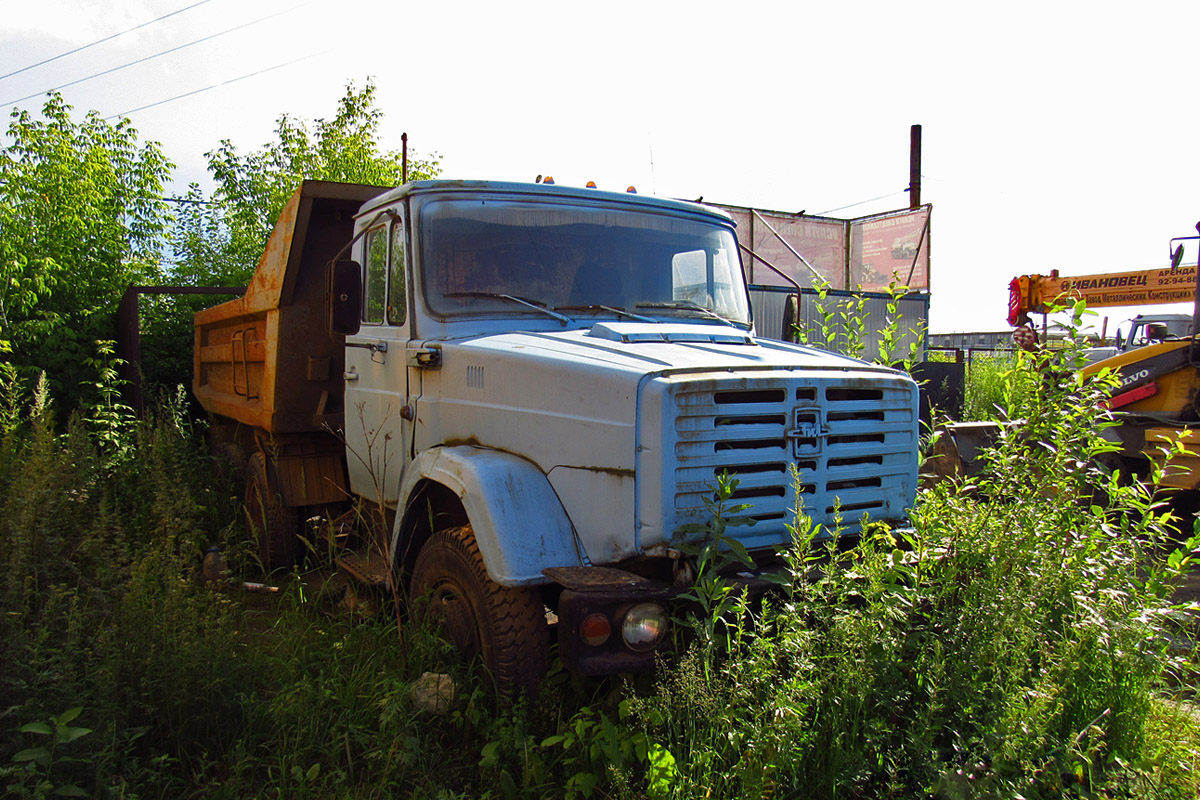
[395,445,585,586]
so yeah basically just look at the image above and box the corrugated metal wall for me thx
[750,285,929,364]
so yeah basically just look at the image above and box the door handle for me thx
[347,341,388,353]
[343,369,359,381]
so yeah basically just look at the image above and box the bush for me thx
[962,352,1018,421]
[1,329,1197,799]
[563,333,1199,799]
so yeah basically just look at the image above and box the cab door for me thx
[344,216,411,506]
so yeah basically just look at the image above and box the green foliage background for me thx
[0,94,172,409]
[0,79,439,407]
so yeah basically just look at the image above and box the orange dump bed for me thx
[193,181,389,434]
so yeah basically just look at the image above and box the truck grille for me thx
[671,376,916,546]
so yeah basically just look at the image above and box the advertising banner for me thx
[716,203,931,293]
[1041,265,1198,308]
[849,207,931,292]
[721,208,845,289]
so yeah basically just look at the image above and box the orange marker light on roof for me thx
[586,180,597,188]
[626,186,637,194]
[542,176,555,185]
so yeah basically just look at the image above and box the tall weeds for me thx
[962,352,1019,421]
[1,327,1198,798]
[604,309,1199,799]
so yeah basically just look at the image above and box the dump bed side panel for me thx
[194,302,275,429]
[193,181,390,434]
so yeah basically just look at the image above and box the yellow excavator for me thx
[932,225,1200,490]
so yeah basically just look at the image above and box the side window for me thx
[387,222,407,325]
[364,227,388,324]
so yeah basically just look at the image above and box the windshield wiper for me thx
[444,292,570,324]
[634,301,745,328]
[554,304,659,323]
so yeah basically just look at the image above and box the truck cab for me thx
[1084,313,1195,363]
[1113,313,1193,351]
[197,179,920,690]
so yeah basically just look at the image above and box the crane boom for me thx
[1008,265,1199,326]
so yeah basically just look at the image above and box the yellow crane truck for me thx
[964,226,1200,490]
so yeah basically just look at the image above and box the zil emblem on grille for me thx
[787,410,827,455]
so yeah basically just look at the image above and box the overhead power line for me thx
[2,3,308,107]
[106,51,326,119]
[0,0,217,82]
[817,190,909,216]
[162,196,214,205]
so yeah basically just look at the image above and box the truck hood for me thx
[417,320,903,476]
[414,321,917,566]
[447,321,897,378]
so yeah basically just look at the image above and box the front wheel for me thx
[409,525,550,694]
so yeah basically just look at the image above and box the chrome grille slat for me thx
[827,444,899,455]
[827,420,911,436]
[675,422,790,442]
[673,453,795,469]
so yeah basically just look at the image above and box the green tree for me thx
[146,79,439,395]
[0,94,173,406]
[180,78,439,283]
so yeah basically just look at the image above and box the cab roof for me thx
[358,179,734,226]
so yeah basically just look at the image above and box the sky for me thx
[3,0,1199,334]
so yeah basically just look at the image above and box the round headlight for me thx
[620,603,668,651]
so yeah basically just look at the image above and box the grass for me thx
[961,352,1020,422]
[1,342,1198,798]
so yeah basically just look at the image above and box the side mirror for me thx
[781,293,799,342]
[329,260,362,336]
[1172,244,1185,269]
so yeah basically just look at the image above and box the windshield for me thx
[419,196,750,326]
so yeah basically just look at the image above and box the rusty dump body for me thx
[193,181,389,505]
